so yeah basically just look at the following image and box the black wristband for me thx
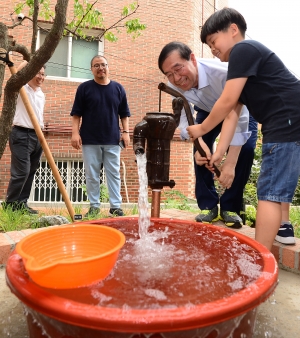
[123,130,129,133]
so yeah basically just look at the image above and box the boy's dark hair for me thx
[200,7,247,44]
[158,42,192,73]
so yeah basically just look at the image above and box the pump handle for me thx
[158,83,220,177]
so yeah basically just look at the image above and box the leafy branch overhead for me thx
[14,0,146,42]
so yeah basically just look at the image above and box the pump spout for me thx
[133,120,148,155]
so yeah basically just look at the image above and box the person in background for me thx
[187,8,300,250]
[71,55,130,218]
[4,61,46,214]
[158,41,257,228]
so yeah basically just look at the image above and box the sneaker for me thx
[275,223,296,245]
[195,206,219,223]
[220,210,242,229]
[109,208,124,217]
[84,207,100,218]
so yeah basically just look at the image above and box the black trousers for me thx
[194,108,258,214]
[6,126,43,204]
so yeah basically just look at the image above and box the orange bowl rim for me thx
[15,224,126,272]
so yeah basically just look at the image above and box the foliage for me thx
[162,190,198,212]
[0,207,40,232]
[243,205,256,227]
[14,0,146,42]
[100,184,109,203]
[81,183,109,203]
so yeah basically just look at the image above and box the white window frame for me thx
[37,23,104,82]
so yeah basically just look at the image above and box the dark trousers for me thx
[194,108,258,214]
[6,126,43,204]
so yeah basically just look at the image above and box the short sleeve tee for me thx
[227,40,300,143]
[70,80,131,145]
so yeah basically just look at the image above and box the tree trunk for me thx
[0,0,70,159]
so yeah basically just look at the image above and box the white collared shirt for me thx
[13,83,45,129]
[169,58,251,145]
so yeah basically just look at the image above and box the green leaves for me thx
[125,18,146,39]
[14,0,146,42]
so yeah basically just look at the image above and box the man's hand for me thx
[194,138,211,166]
[71,133,82,150]
[210,145,241,189]
[121,132,130,149]
[217,161,235,189]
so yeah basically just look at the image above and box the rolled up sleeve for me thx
[230,106,252,146]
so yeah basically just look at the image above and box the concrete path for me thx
[1,267,300,338]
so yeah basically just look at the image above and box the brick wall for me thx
[0,0,224,203]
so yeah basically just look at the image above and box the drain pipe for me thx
[121,160,129,203]
[151,189,161,217]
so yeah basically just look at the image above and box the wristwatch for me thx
[123,130,129,133]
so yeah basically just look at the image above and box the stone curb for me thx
[0,209,299,275]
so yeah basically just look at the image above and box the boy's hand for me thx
[186,124,203,140]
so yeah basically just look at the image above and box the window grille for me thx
[29,159,106,203]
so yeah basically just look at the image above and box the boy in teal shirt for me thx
[187,7,300,251]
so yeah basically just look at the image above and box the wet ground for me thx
[1,267,299,337]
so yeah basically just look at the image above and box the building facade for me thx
[0,0,227,205]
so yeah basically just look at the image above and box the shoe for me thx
[109,208,124,217]
[220,210,242,229]
[2,201,38,214]
[19,203,39,214]
[275,223,296,245]
[195,206,219,223]
[84,207,100,218]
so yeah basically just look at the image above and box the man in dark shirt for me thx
[71,55,131,218]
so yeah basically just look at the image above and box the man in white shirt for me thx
[158,41,258,228]
[4,61,46,214]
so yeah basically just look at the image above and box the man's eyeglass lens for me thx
[93,63,107,69]
[165,65,184,80]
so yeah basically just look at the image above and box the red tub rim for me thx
[6,217,278,333]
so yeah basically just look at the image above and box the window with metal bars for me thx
[29,159,106,203]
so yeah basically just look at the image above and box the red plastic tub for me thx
[6,217,278,338]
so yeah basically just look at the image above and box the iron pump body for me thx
[133,98,183,190]
[133,98,183,217]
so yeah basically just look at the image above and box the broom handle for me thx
[9,59,75,221]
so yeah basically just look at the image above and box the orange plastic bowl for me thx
[15,224,126,289]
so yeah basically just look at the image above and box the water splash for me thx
[136,153,150,238]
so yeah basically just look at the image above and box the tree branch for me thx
[31,0,40,55]
[70,0,99,36]
[9,43,30,61]
[96,4,140,40]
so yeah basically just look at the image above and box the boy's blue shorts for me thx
[257,142,300,203]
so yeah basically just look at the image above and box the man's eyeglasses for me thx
[36,72,46,77]
[164,65,185,81]
[92,63,108,69]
